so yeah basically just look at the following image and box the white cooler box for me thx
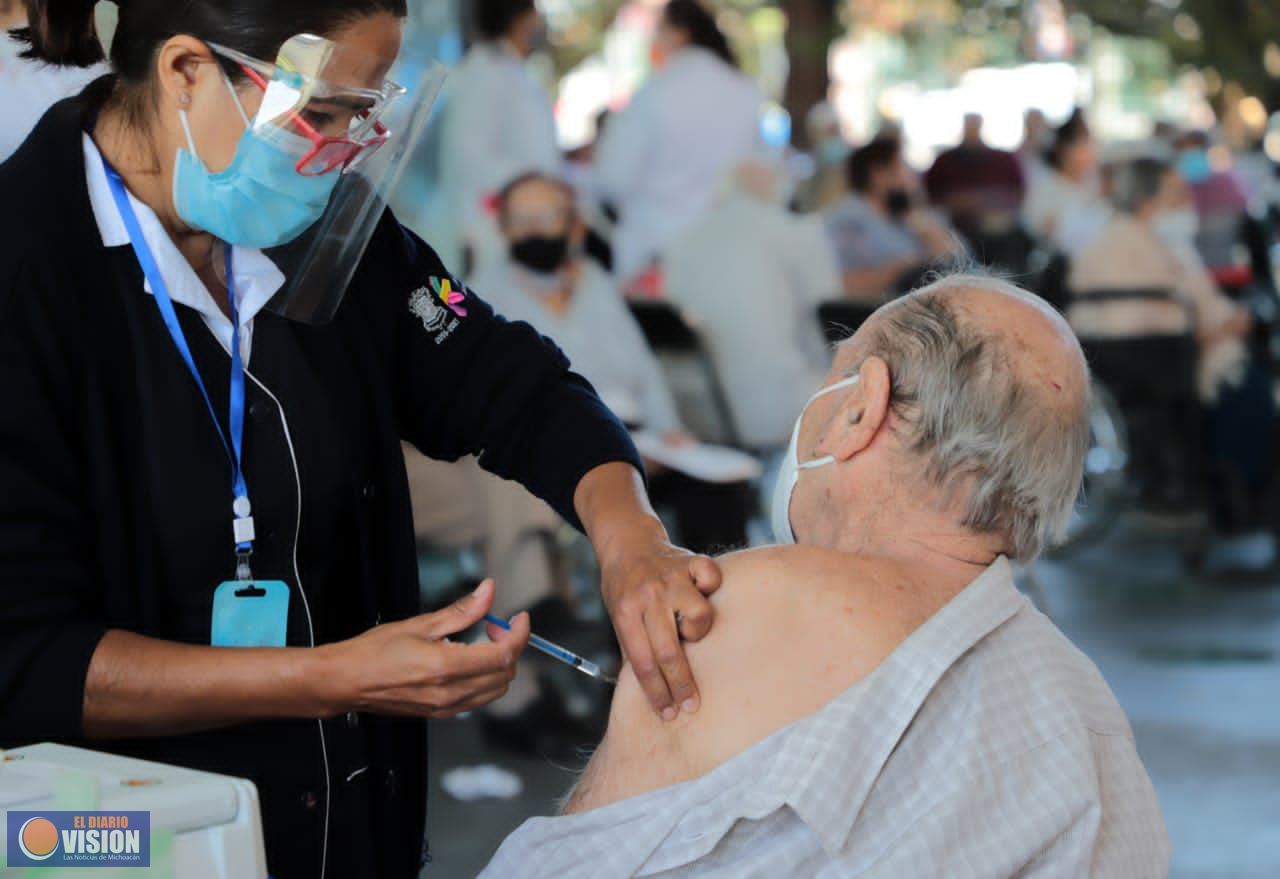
[0,743,267,878]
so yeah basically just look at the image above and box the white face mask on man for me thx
[771,375,861,544]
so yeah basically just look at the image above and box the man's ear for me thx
[827,356,891,462]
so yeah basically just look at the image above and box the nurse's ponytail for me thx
[15,0,108,67]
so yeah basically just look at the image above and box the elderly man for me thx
[482,275,1170,878]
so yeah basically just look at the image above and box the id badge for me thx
[211,580,291,647]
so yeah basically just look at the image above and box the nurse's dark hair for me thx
[15,0,407,74]
[661,0,736,69]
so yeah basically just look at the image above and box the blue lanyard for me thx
[100,156,255,573]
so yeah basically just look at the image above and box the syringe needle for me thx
[484,613,616,685]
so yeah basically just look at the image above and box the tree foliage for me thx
[959,0,1280,108]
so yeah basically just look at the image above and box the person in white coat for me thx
[436,0,561,270]
[664,163,842,449]
[593,0,762,281]
[0,0,109,162]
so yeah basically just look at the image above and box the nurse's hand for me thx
[318,580,530,719]
[599,528,723,722]
[575,461,723,722]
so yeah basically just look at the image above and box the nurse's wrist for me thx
[594,513,670,566]
[574,461,670,563]
[298,644,351,719]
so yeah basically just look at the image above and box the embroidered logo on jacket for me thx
[431,276,469,318]
[409,277,466,345]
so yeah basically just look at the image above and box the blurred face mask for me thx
[510,234,570,275]
[1154,207,1200,249]
[1176,150,1213,185]
[173,72,340,249]
[771,375,860,544]
[885,188,912,220]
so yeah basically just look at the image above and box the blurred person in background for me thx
[437,0,560,272]
[1172,130,1257,285]
[593,0,762,281]
[0,0,108,161]
[925,112,1028,271]
[1023,109,1110,255]
[1017,107,1051,184]
[795,99,849,213]
[664,162,842,449]
[1069,158,1274,547]
[472,172,752,554]
[925,113,1025,236]
[1235,134,1280,226]
[824,137,964,301]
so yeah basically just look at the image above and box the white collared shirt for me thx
[81,133,286,364]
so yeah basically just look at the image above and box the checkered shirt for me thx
[479,558,1171,878]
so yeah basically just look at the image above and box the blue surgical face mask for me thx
[173,74,340,249]
[1176,149,1213,185]
[771,374,860,544]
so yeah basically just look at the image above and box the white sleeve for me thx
[442,61,530,202]
[781,214,843,305]
[593,88,655,205]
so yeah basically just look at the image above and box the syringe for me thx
[484,614,617,685]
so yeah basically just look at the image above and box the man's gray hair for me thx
[853,275,1090,560]
[1108,157,1171,214]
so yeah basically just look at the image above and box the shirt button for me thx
[301,791,318,810]
[345,711,360,729]
[361,481,376,501]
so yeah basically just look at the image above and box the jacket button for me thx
[384,769,398,796]
[301,791,318,810]
[345,711,359,729]
[361,481,376,501]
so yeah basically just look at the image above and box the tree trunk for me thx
[781,0,837,147]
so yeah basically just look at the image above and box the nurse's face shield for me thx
[211,34,447,324]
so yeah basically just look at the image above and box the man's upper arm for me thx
[566,548,898,813]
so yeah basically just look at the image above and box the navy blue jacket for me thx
[0,78,640,879]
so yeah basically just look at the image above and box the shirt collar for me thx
[81,133,285,359]
[765,557,1026,858]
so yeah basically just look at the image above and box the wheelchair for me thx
[1046,288,1212,565]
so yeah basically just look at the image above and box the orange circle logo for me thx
[18,817,59,860]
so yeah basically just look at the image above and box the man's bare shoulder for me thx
[565,546,921,814]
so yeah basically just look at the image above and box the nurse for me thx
[593,0,763,280]
[0,1,722,877]
[435,0,561,271]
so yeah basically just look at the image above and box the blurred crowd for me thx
[7,0,1279,758]
[408,0,1280,754]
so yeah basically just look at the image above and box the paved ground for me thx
[422,519,1280,878]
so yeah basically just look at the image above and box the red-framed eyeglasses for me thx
[235,63,392,177]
